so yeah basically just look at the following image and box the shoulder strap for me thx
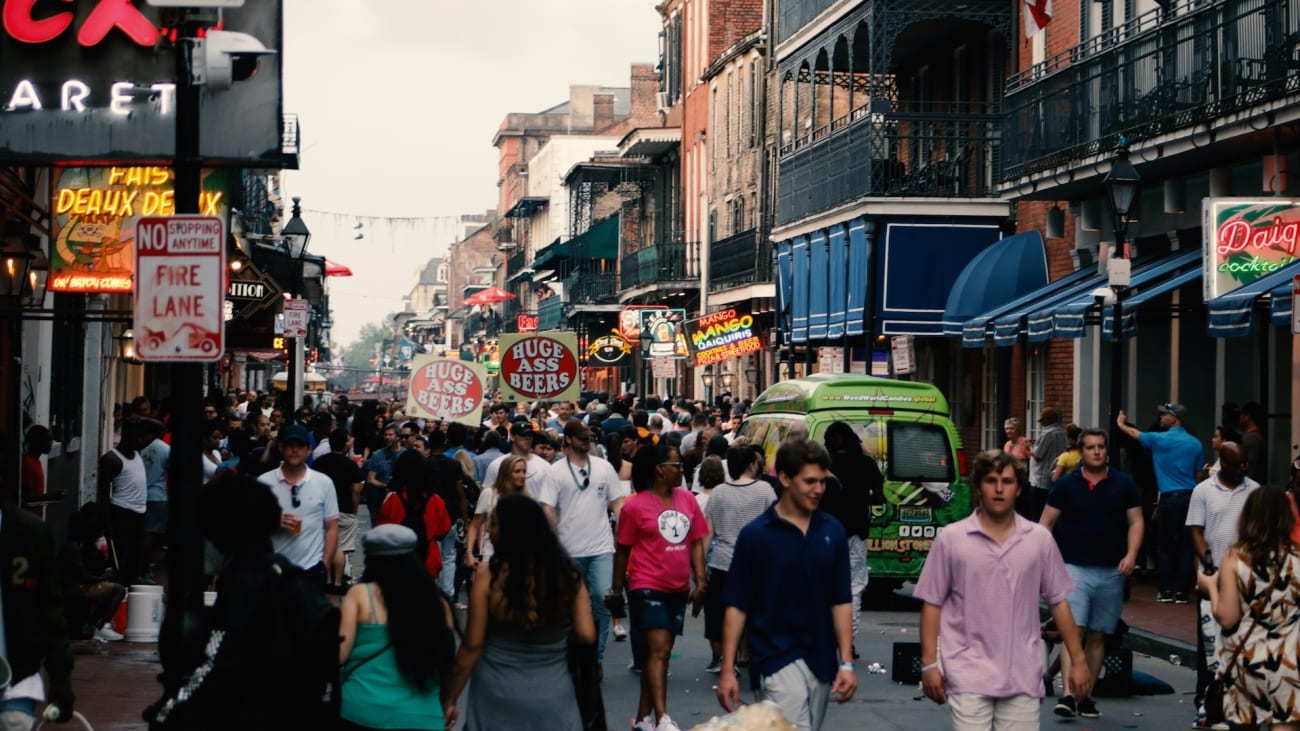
[340,640,393,682]
[363,582,378,622]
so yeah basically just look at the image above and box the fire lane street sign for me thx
[283,298,309,338]
[133,215,225,362]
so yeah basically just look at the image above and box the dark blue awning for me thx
[1049,249,1201,339]
[878,221,1003,336]
[941,231,1049,337]
[1100,263,1202,339]
[1207,259,1300,338]
[961,266,1097,348]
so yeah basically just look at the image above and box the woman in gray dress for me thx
[444,494,596,730]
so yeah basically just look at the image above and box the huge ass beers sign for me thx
[497,333,580,403]
[405,356,488,427]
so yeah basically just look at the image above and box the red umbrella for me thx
[463,286,517,306]
[325,259,353,277]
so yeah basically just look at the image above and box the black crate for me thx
[892,642,922,684]
[1094,648,1134,697]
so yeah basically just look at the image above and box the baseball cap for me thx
[279,424,311,445]
[1156,402,1187,420]
[510,420,534,436]
[675,412,692,426]
[563,420,591,440]
[363,524,417,556]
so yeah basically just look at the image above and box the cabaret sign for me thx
[405,356,488,427]
[684,308,763,366]
[496,333,580,402]
[1202,198,1300,301]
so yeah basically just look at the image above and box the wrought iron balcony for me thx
[709,229,771,293]
[565,271,620,304]
[620,242,698,291]
[505,249,528,280]
[538,298,564,331]
[776,101,1002,225]
[1003,0,1300,181]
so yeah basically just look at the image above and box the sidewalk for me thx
[1121,571,1200,665]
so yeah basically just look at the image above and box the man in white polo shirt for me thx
[257,423,339,588]
[1186,441,1258,729]
[539,419,629,671]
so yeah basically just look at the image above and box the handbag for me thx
[1204,585,1270,725]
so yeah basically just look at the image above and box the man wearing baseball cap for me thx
[257,423,339,587]
[481,419,551,496]
[1118,402,1203,603]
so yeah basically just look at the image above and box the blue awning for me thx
[961,265,1096,347]
[878,221,1003,336]
[1100,261,1203,340]
[1049,249,1201,339]
[1207,259,1300,338]
[846,218,868,336]
[808,230,829,340]
[776,240,793,346]
[941,231,1049,337]
[791,235,809,344]
[827,225,847,339]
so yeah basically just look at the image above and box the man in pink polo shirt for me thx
[916,450,1091,730]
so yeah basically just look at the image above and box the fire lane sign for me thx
[133,215,225,362]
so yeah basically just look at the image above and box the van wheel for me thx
[861,580,905,609]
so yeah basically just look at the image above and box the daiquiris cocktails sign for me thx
[1203,198,1300,301]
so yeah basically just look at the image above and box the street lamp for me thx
[722,368,735,390]
[701,364,714,406]
[281,198,312,411]
[745,358,761,398]
[639,328,652,398]
[1102,139,1139,466]
[0,223,34,299]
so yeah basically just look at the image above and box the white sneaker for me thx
[612,623,628,641]
[657,715,682,731]
[94,625,124,642]
[632,715,655,731]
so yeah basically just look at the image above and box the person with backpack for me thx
[149,471,341,729]
[376,450,453,581]
[338,524,458,731]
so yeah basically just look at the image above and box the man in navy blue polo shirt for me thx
[716,438,857,731]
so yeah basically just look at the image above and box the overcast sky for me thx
[281,1,660,350]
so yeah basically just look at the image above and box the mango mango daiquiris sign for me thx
[684,308,764,366]
[1202,198,1300,302]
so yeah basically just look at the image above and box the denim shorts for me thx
[1065,564,1125,634]
[628,588,689,635]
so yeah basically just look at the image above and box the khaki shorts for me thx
[338,513,359,552]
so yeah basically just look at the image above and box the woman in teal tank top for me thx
[339,524,458,730]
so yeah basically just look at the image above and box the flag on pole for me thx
[1025,0,1052,37]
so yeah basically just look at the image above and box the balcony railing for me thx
[505,249,527,280]
[776,100,1002,224]
[709,229,771,292]
[565,271,620,304]
[620,242,698,291]
[1003,0,1300,180]
[538,298,564,331]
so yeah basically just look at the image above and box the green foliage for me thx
[334,313,399,390]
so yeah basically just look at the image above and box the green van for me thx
[738,374,970,590]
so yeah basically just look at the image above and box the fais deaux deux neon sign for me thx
[1203,198,1300,301]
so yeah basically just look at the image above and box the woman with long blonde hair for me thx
[464,454,530,569]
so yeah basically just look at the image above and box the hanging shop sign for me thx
[618,304,665,342]
[49,166,230,292]
[1203,197,1300,301]
[639,308,689,360]
[496,332,580,402]
[405,356,488,427]
[132,215,225,362]
[587,331,632,367]
[684,308,763,366]
[0,1,282,164]
[517,313,539,332]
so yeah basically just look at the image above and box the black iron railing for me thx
[620,242,698,290]
[776,100,1002,224]
[1003,0,1300,180]
[565,271,620,303]
[709,229,771,292]
[538,298,564,331]
[505,250,527,280]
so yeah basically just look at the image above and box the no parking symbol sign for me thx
[133,215,226,362]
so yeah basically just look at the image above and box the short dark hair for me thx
[726,444,758,480]
[446,422,468,446]
[327,428,350,452]
[1241,401,1265,427]
[774,438,831,478]
[632,410,649,428]
[1079,428,1107,448]
[971,449,1026,487]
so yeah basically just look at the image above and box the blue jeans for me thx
[438,528,458,598]
[1157,489,1194,595]
[573,553,613,664]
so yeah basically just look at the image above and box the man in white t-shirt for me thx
[482,420,552,494]
[538,419,629,669]
[257,424,339,587]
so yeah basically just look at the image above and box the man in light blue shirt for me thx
[138,424,170,584]
[1117,402,1204,603]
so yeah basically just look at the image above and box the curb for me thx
[1124,627,1197,668]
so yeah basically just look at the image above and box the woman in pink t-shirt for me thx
[610,442,709,731]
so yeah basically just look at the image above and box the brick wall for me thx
[1017,199,1083,427]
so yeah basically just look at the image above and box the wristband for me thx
[921,661,941,673]
[838,661,854,672]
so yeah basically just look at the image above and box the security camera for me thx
[198,30,277,91]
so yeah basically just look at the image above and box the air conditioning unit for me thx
[656,91,671,111]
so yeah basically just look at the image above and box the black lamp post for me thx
[1102,139,1140,466]
[639,328,652,398]
[280,197,311,411]
[745,358,761,398]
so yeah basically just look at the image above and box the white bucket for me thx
[130,584,164,594]
[203,591,217,607]
[124,589,163,642]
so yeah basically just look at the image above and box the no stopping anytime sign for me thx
[133,216,226,362]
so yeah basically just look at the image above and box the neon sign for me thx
[1203,198,1300,301]
[2,0,159,46]
[684,308,764,366]
[50,167,230,293]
